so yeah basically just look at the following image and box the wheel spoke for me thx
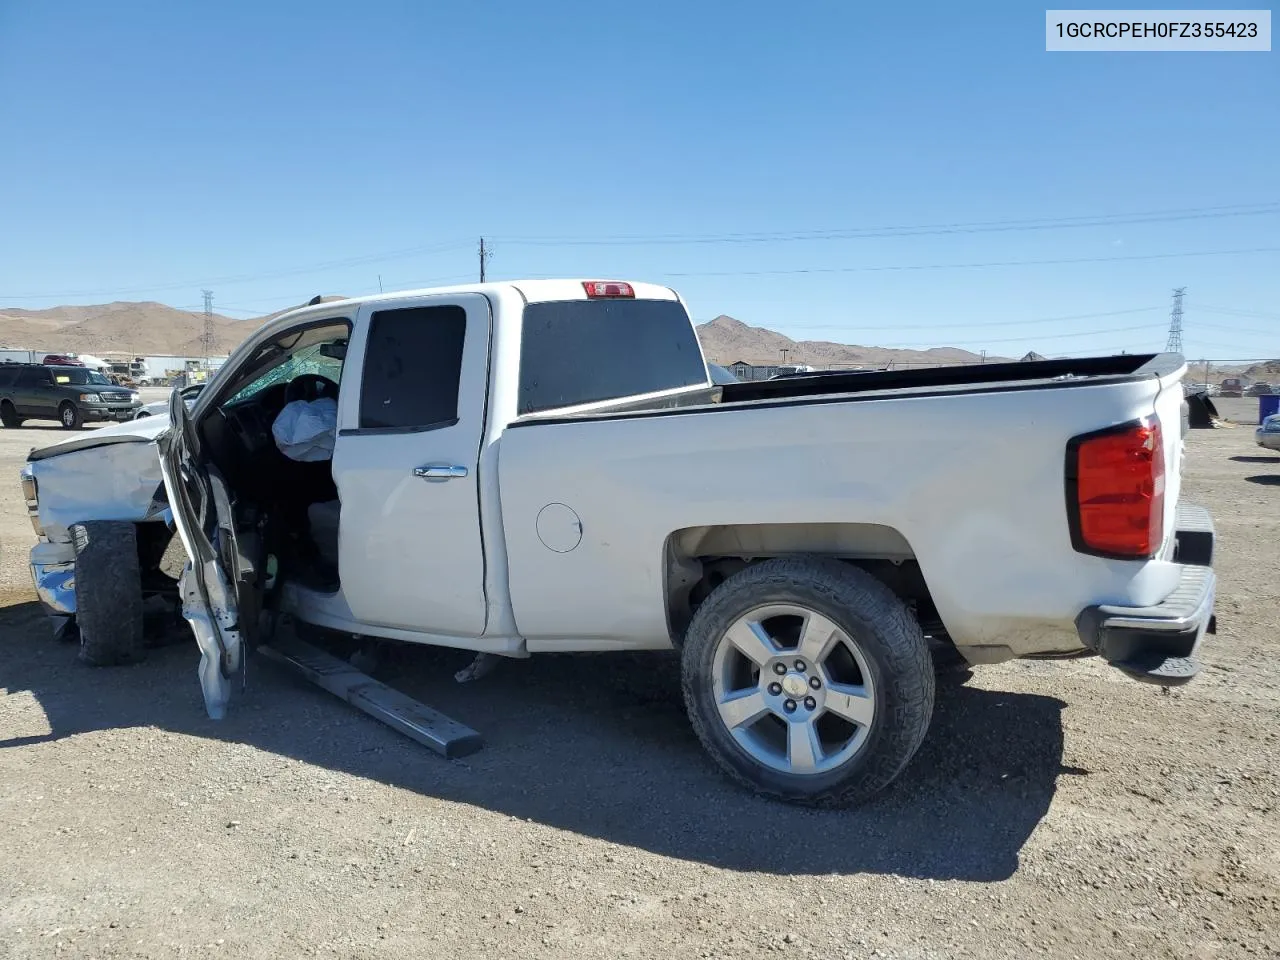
[825,682,875,727]
[787,721,821,773]
[796,612,839,665]
[724,619,776,666]
[717,689,771,730]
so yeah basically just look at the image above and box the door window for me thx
[17,368,50,387]
[358,305,467,431]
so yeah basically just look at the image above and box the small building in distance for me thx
[726,359,817,381]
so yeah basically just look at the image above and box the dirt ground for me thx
[1,398,1277,960]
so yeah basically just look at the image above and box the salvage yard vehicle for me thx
[1256,413,1280,452]
[0,363,141,428]
[133,382,205,419]
[21,279,1217,806]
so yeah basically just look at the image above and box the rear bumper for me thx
[1075,503,1216,686]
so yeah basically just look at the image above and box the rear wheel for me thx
[681,556,934,806]
[59,402,82,429]
[72,521,146,666]
[0,400,22,427]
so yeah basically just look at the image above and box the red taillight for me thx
[582,280,634,298]
[1067,419,1165,559]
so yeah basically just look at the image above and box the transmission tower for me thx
[1166,287,1185,354]
[201,289,214,368]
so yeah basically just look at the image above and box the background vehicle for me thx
[133,382,205,419]
[23,279,1216,806]
[0,363,141,428]
[41,354,84,367]
[1256,413,1280,451]
[1220,377,1244,397]
[1246,382,1274,397]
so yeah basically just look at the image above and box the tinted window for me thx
[518,299,707,415]
[18,368,49,387]
[359,305,467,430]
[48,367,109,385]
[0,368,15,387]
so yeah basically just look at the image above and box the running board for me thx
[257,635,484,759]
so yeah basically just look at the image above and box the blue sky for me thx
[0,0,1275,360]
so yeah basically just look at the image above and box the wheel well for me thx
[664,523,946,647]
[134,520,179,593]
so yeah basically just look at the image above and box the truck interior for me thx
[190,319,351,603]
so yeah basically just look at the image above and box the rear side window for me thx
[0,368,14,387]
[17,368,49,387]
[518,299,707,415]
[359,305,467,430]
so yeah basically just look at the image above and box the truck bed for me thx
[498,350,1188,662]
[517,352,1178,424]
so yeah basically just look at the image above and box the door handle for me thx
[414,464,468,482]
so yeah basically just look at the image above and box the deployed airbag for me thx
[272,398,338,462]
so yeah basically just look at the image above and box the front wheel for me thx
[72,521,145,666]
[681,556,934,807]
[59,402,82,429]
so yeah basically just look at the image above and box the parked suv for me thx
[0,364,141,429]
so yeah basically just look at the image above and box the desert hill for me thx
[695,314,1009,369]
[1,300,1268,381]
[0,301,261,356]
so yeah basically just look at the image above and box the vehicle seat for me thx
[307,500,341,568]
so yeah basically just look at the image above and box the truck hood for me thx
[26,414,170,541]
[26,412,170,463]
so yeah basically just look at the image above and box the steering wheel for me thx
[284,373,338,404]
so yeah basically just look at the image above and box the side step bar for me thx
[258,634,484,760]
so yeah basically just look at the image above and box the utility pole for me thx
[1203,358,1210,387]
[478,238,493,283]
[1166,287,1185,354]
[201,289,214,371]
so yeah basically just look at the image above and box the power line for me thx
[503,201,1280,246]
[0,239,473,301]
[1193,319,1278,337]
[1187,302,1280,322]
[656,245,1280,278]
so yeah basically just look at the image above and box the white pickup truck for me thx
[20,279,1217,805]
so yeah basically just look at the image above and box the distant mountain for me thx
[0,301,262,356]
[695,314,1010,369]
[2,300,1267,380]
[0,297,355,357]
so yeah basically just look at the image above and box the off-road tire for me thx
[72,521,146,666]
[0,401,22,427]
[59,402,82,429]
[681,556,934,807]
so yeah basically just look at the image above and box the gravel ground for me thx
[0,398,1277,959]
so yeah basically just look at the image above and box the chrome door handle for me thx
[414,464,468,481]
